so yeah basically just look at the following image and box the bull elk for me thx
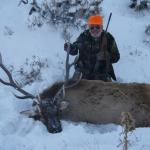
[1,53,150,133]
[40,79,150,128]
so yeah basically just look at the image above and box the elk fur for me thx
[40,79,150,127]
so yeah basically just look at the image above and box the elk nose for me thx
[48,126,62,133]
[52,127,62,133]
[47,119,62,133]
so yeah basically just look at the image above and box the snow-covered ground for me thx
[0,0,150,150]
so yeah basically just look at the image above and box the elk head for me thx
[0,52,66,133]
[39,97,63,133]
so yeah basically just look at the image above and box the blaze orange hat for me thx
[88,15,103,25]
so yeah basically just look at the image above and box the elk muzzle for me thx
[41,99,62,133]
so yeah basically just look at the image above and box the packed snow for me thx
[0,0,150,150]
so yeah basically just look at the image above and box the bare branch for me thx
[30,0,41,11]
[0,52,2,64]
[65,43,71,82]
[18,0,28,6]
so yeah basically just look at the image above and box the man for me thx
[64,15,120,81]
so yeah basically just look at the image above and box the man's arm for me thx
[107,33,120,63]
[64,32,85,56]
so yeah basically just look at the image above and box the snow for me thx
[0,0,150,150]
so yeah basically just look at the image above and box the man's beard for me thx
[90,31,102,38]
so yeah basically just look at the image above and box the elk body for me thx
[1,52,150,133]
[41,80,150,128]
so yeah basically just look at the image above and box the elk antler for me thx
[0,52,35,99]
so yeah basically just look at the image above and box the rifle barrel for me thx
[105,12,112,32]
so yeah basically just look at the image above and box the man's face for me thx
[89,25,103,38]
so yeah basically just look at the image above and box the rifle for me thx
[94,12,113,81]
[104,13,112,81]
[105,12,112,32]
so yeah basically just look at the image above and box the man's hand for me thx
[64,42,70,51]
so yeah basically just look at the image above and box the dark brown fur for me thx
[40,79,150,127]
[40,81,63,99]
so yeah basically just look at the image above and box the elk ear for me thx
[59,101,69,110]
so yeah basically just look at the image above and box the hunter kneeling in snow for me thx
[64,15,120,82]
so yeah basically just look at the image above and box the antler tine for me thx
[69,54,79,68]
[0,52,35,99]
[37,94,42,113]
[14,94,35,99]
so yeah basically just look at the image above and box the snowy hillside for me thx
[0,0,150,150]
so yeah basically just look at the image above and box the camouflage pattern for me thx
[69,29,120,81]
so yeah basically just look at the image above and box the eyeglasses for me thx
[90,25,101,30]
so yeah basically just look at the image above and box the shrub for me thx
[129,0,150,11]
[9,55,49,87]
[21,0,103,30]
[143,25,150,44]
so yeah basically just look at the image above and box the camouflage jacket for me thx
[69,29,120,80]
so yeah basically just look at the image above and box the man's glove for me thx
[64,42,70,51]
